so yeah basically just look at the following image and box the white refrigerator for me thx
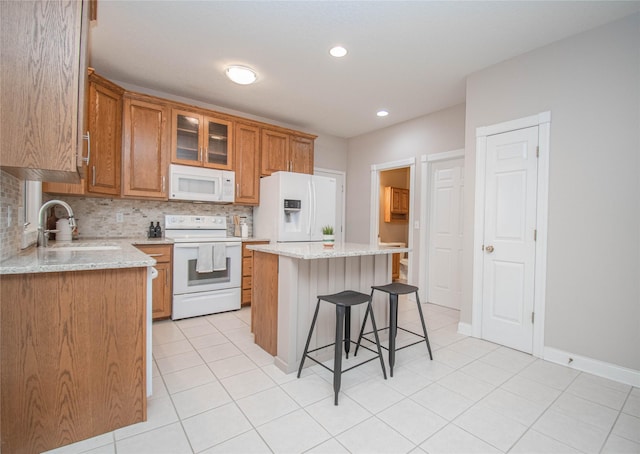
[254,172,336,242]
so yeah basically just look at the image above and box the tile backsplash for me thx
[44,195,253,239]
[0,171,23,260]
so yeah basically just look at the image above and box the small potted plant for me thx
[322,225,335,248]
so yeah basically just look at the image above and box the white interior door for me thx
[481,126,538,353]
[428,158,464,309]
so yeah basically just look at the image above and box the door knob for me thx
[485,245,494,253]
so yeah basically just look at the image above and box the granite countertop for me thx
[241,237,270,243]
[0,239,158,275]
[246,242,411,260]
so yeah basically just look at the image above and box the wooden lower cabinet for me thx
[0,267,147,454]
[251,251,278,355]
[136,244,172,320]
[242,241,269,307]
[392,253,400,281]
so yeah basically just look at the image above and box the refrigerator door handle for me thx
[307,180,313,235]
[311,179,317,236]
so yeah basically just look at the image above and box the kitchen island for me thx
[0,240,156,454]
[247,242,410,373]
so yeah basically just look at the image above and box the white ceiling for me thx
[90,1,640,138]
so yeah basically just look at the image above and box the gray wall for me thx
[463,14,640,369]
[346,103,466,284]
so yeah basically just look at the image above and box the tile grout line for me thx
[597,386,634,454]
[505,370,586,453]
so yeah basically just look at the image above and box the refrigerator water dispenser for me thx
[284,199,302,232]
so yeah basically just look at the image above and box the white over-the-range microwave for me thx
[169,164,235,203]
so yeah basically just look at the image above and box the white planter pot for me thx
[322,234,335,248]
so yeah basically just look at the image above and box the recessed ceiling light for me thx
[225,65,257,85]
[329,46,347,58]
[377,110,389,117]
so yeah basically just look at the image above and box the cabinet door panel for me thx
[122,97,168,199]
[172,110,202,165]
[235,123,261,204]
[204,117,233,170]
[1,0,89,182]
[87,81,122,195]
[260,129,289,176]
[290,135,314,174]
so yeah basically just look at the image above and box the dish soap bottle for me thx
[148,221,155,238]
[154,222,162,238]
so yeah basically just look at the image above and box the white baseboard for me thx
[544,346,640,388]
[457,322,472,336]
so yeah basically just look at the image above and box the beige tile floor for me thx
[46,299,640,454]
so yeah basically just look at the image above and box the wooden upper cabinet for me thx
[260,129,290,175]
[261,129,315,176]
[384,186,410,223]
[1,0,90,182]
[43,69,122,197]
[171,109,233,170]
[290,135,314,174]
[122,95,169,199]
[86,73,123,196]
[234,122,261,205]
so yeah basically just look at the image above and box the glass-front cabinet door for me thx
[204,117,233,170]
[172,110,202,165]
[171,109,233,169]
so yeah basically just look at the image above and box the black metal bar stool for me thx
[355,283,433,377]
[297,290,387,405]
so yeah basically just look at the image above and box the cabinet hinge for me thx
[481,244,485,251]
[531,312,535,323]
[536,146,539,158]
[534,229,537,241]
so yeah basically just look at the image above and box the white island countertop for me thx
[246,242,410,260]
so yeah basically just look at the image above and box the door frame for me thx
[418,149,465,307]
[472,111,550,358]
[314,167,347,244]
[370,158,416,280]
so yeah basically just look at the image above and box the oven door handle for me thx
[173,242,241,249]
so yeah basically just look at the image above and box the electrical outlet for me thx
[414,220,419,229]
[116,212,124,223]
[7,206,11,227]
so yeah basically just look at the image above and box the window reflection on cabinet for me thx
[171,109,233,170]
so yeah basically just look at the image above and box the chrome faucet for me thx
[37,200,76,247]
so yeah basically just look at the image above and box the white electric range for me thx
[165,215,241,320]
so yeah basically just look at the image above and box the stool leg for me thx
[354,292,372,357]
[415,291,433,360]
[344,306,351,359]
[334,305,345,405]
[367,302,387,380]
[297,299,321,378]
[388,293,398,377]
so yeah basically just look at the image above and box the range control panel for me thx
[164,215,227,230]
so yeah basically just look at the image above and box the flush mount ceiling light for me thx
[377,110,389,117]
[329,46,348,58]
[225,65,257,85]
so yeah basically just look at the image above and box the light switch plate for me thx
[116,212,124,223]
